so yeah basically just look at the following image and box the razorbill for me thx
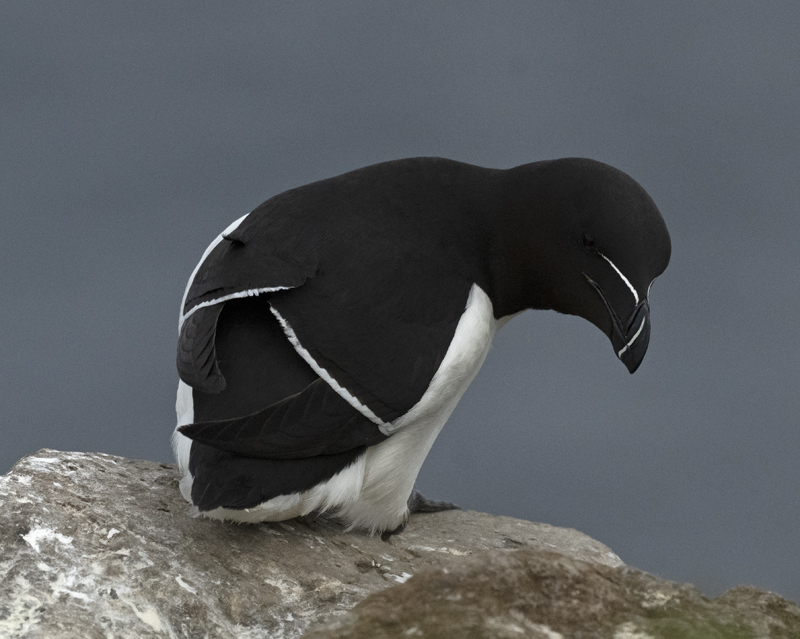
[173,157,671,533]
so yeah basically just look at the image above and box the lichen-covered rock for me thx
[306,549,800,639]
[0,449,622,638]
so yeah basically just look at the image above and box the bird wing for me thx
[268,242,474,425]
[177,193,475,459]
[179,378,387,459]
[177,211,319,394]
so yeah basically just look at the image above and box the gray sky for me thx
[3,2,799,602]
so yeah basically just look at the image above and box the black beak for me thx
[584,275,651,374]
[613,300,650,374]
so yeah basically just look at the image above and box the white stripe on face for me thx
[598,252,639,304]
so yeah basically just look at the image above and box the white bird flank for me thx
[337,283,499,532]
[173,283,502,532]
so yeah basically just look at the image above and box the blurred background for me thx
[3,2,798,602]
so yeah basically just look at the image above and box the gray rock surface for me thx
[0,449,622,638]
[4,450,797,638]
[306,550,800,638]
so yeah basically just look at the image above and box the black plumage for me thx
[174,157,671,524]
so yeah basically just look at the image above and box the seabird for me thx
[173,157,671,533]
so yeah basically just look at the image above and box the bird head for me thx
[492,158,671,373]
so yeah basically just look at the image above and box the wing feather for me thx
[180,378,387,459]
[177,304,226,394]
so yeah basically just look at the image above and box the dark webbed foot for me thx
[381,522,406,541]
[380,490,461,541]
[407,489,461,514]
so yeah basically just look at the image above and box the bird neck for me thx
[486,163,563,318]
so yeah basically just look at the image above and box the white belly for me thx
[173,283,501,532]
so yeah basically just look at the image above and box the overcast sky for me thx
[3,2,799,602]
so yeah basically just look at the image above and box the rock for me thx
[305,551,800,639]
[0,449,622,638]
[4,450,797,638]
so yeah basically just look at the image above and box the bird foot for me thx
[380,490,461,541]
[381,523,405,541]
[407,489,461,514]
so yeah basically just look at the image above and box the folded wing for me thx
[177,187,476,460]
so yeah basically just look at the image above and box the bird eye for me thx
[582,234,597,252]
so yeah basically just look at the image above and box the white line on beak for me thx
[617,317,646,358]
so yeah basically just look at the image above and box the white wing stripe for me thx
[180,286,292,328]
[269,305,388,428]
[178,213,249,331]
